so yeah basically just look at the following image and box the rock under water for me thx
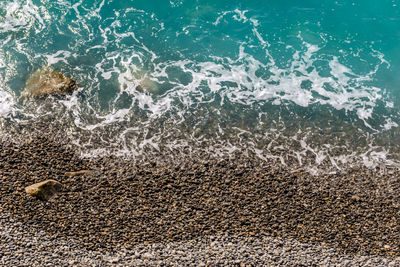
[136,77,159,94]
[22,67,77,98]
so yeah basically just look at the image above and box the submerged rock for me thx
[22,67,77,98]
[136,77,159,94]
[25,179,63,201]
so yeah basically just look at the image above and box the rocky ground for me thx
[1,214,399,266]
[0,134,399,266]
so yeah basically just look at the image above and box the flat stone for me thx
[108,257,120,263]
[22,67,77,98]
[64,170,93,176]
[25,180,63,201]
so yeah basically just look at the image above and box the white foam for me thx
[0,90,14,117]
[0,49,14,118]
[0,0,45,34]
[1,2,398,173]
[232,9,249,23]
[36,50,72,66]
[146,41,386,120]
[382,118,398,130]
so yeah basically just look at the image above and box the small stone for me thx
[109,257,120,263]
[142,252,153,259]
[25,180,63,201]
[64,170,93,176]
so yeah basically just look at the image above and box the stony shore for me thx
[0,134,399,265]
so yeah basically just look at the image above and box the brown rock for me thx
[64,170,93,176]
[25,179,63,201]
[22,67,77,98]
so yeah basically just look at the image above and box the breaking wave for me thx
[1,0,400,173]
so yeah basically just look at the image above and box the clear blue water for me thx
[1,0,400,172]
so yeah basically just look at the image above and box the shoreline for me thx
[0,134,399,265]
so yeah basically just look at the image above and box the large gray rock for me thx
[25,179,63,201]
[22,67,77,98]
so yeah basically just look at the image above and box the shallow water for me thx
[1,0,400,172]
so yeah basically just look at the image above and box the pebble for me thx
[0,134,399,265]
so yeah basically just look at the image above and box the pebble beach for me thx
[0,132,399,266]
[2,1,400,266]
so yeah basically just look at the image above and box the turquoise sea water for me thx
[1,0,400,172]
